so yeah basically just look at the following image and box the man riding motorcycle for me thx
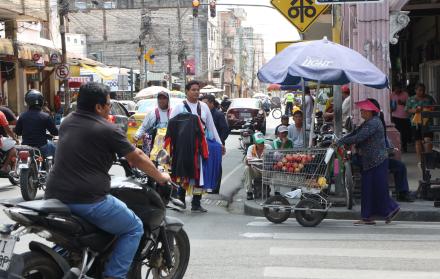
[45,82,171,279]
[0,110,19,175]
[15,89,58,157]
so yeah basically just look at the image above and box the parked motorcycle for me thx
[0,151,189,279]
[239,119,257,158]
[15,145,53,201]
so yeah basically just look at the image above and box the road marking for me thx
[240,232,440,241]
[270,247,440,260]
[264,267,440,279]
[221,163,244,186]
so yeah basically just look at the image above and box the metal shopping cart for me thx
[257,148,333,227]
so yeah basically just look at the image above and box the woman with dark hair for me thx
[337,98,400,225]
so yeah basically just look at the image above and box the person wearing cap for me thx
[273,125,293,149]
[133,91,170,152]
[337,98,400,225]
[244,132,272,200]
[275,115,290,136]
[323,85,351,125]
[288,110,309,148]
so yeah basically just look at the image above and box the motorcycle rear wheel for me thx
[131,229,190,279]
[20,166,38,201]
[20,251,63,279]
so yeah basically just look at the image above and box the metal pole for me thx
[301,78,306,147]
[251,48,256,91]
[130,67,133,99]
[168,28,172,90]
[334,85,343,138]
[59,0,70,116]
[194,14,201,78]
[177,0,186,90]
[308,81,320,147]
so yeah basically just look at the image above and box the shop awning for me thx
[80,63,117,80]
[17,43,61,62]
[0,39,14,56]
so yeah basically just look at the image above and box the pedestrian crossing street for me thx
[241,217,440,279]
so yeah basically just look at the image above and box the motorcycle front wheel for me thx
[20,251,63,279]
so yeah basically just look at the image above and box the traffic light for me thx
[209,1,216,18]
[134,73,140,91]
[144,48,155,65]
[192,0,200,17]
[128,69,133,88]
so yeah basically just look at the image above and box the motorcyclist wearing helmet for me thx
[15,89,58,157]
[220,94,231,112]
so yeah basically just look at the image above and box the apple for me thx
[286,162,292,168]
[285,154,292,162]
[277,161,283,168]
[293,162,298,168]
[273,164,279,171]
[288,167,294,173]
[282,166,287,172]
[282,158,288,164]
[298,163,304,170]
[294,168,301,173]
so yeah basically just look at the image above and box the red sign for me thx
[56,64,70,80]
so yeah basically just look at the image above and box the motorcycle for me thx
[15,145,53,201]
[239,119,257,158]
[0,150,190,279]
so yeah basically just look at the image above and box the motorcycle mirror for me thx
[156,149,170,165]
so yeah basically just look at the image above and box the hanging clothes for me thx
[164,113,208,180]
[202,138,222,190]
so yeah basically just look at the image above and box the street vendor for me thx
[288,110,309,148]
[244,132,272,200]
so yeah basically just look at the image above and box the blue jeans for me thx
[39,141,56,158]
[67,195,144,279]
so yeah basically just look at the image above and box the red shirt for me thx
[0,111,8,127]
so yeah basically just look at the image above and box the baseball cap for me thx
[355,99,380,112]
[278,125,288,133]
[341,85,350,94]
[253,132,265,144]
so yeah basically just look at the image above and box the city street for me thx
[0,115,440,278]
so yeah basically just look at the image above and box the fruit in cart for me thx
[282,158,288,164]
[282,166,287,172]
[288,167,294,173]
[294,168,301,173]
[286,154,293,162]
[298,163,304,170]
[273,164,279,171]
[318,177,327,187]
[277,161,283,168]
[292,162,298,169]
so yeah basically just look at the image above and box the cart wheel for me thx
[263,196,291,224]
[295,198,326,227]
[344,161,354,210]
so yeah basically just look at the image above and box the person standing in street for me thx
[169,80,224,212]
[201,94,229,194]
[337,98,400,225]
[405,83,435,163]
[304,86,314,127]
[390,83,410,152]
[133,91,170,155]
[274,115,289,136]
[284,92,294,116]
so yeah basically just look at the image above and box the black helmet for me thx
[25,89,44,108]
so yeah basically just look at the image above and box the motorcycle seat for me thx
[17,199,71,215]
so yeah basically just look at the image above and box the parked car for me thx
[63,100,130,132]
[226,98,266,134]
[126,98,183,145]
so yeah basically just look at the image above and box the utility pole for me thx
[58,0,70,116]
[220,20,225,92]
[177,0,186,90]
[251,48,255,92]
[168,28,173,90]
[193,11,201,79]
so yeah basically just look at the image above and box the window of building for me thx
[81,40,84,45]
[74,38,78,44]
[40,21,50,40]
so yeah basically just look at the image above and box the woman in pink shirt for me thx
[390,83,410,152]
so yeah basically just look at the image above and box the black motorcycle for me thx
[239,119,257,158]
[15,145,53,201]
[0,154,189,279]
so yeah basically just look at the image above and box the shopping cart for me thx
[259,148,332,227]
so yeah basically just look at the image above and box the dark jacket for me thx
[15,108,58,147]
[211,108,229,145]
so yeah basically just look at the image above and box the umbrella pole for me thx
[308,81,320,147]
[301,78,307,148]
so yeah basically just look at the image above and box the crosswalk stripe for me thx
[240,232,440,241]
[264,267,440,279]
[270,247,440,260]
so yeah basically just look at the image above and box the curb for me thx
[244,199,440,222]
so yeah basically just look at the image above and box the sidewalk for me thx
[242,149,440,222]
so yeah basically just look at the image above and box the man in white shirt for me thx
[244,132,272,200]
[341,85,351,129]
[170,80,224,212]
[288,110,309,148]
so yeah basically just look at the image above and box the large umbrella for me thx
[200,85,223,94]
[257,37,388,89]
[135,86,171,100]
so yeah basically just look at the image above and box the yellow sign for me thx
[144,48,155,65]
[276,41,304,54]
[271,0,329,33]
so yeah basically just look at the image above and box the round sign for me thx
[56,64,70,80]
[32,53,41,62]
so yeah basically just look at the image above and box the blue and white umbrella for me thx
[257,37,388,89]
